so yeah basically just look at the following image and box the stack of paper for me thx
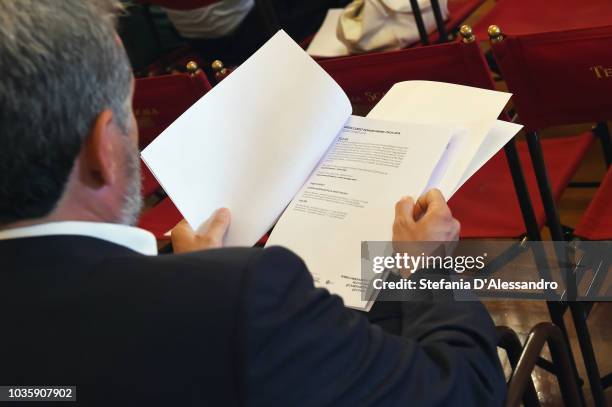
[142,31,521,310]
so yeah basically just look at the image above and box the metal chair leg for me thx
[593,122,612,168]
[506,323,583,407]
[524,131,609,405]
[503,138,542,241]
[497,326,540,407]
[255,0,281,38]
[546,301,587,405]
[602,372,612,389]
[569,303,607,407]
[525,131,565,241]
[524,130,576,302]
[410,0,429,45]
[430,0,448,42]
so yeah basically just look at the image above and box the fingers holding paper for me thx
[393,189,460,242]
[171,208,231,253]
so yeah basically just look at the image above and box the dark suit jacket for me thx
[0,236,505,406]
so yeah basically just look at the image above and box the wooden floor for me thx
[481,137,611,406]
[463,2,611,405]
[486,300,611,407]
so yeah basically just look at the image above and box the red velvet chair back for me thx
[133,70,212,149]
[318,40,496,115]
[318,40,542,239]
[490,25,612,131]
[574,165,612,240]
[472,0,612,39]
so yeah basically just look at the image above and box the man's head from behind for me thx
[0,0,141,227]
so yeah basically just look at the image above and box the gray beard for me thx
[117,138,143,226]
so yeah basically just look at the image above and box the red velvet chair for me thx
[134,63,212,200]
[488,24,612,241]
[134,65,212,150]
[318,32,587,240]
[574,166,612,241]
[141,163,162,198]
[134,63,212,235]
[472,0,612,40]
[489,25,612,407]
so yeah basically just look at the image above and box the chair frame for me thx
[505,323,583,407]
[254,0,281,37]
[489,26,612,407]
[411,0,448,44]
[497,326,540,407]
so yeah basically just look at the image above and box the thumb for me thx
[171,219,195,239]
[197,207,231,242]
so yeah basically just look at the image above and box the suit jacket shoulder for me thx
[0,236,265,406]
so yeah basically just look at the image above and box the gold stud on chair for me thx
[488,25,504,43]
[459,25,475,43]
[186,61,199,75]
[211,59,229,81]
[211,60,224,72]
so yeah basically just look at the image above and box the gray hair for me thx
[0,0,133,223]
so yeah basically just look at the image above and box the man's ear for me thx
[78,109,120,189]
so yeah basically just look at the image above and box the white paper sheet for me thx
[306,9,349,58]
[266,116,454,309]
[141,31,351,246]
[367,81,512,199]
[452,120,523,195]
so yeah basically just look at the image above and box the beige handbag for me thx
[337,0,448,54]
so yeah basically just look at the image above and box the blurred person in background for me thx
[153,0,351,64]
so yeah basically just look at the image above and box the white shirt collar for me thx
[0,221,158,255]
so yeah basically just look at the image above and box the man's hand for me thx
[393,189,460,242]
[171,208,231,254]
